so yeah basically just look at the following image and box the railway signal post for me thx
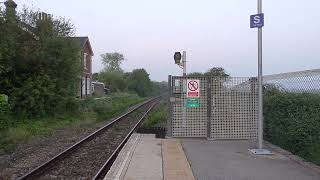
[174,51,188,130]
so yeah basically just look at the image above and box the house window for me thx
[81,77,86,96]
[83,53,87,69]
[86,77,91,95]
[91,83,95,93]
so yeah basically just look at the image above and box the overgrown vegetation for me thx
[0,7,80,118]
[0,93,143,154]
[0,5,165,154]
[142,101,167,128]
[94,52,167,97]
[264,86,320,165]
[188,67,230,77]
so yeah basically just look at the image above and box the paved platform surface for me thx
[104,134,194,180]
[181,139,320,180]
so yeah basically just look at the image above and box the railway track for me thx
[18,97,160,180]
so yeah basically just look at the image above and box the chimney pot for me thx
[4,0,17,9]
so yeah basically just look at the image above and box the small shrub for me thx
[142,103,167,128]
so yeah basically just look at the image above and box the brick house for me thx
[71,37,94,99]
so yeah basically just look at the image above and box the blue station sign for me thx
[250,13,264,28]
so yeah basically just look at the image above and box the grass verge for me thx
[142,101,167,128]
[0,92,144,154]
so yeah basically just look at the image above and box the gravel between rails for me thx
[30,102,153,180]
[0,101,147,180]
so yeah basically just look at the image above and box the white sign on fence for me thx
[187,79,200,98]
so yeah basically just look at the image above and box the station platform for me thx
[105,134,320,180]
[104,134,195,180]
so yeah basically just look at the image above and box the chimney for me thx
[4,0,17,15]
[38,12,52,21]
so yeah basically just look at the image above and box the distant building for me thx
[91,81,106,97]
[70,37,94,99]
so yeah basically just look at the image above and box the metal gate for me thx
[168,76,258,140]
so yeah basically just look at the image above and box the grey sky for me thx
[9,0,320,81]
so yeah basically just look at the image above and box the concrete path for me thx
[104,134,195,180]
[181,139,320,180]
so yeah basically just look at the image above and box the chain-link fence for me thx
[263,69,320,165]
[263,69,320,93]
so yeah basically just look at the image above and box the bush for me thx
[0,94,8,113]
[142,103,167,128]
[0,8,80,119]
[0,94,10,131]
[264,87,320,165]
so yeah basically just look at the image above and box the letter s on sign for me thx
[254,16,261,24]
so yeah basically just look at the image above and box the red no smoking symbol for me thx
[188,80,198,91]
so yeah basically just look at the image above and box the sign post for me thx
[249,0,272,155]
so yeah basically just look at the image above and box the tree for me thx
[188,72,203,76]
[150,81,168,96]
[92,73,99,81]
[188,67,229,78]
[204,67,229,78]
[98,71,127,92]
[0,7,80,117]
[101,52,124,72]
[126,69,152,97]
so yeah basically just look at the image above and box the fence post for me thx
[207,76,212,139]
[167,75,173,137]
[250,77,258,139]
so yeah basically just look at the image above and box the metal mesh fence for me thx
[171,76,208,137]
[169,76,258,139]
[168,69,320,143]
[211,77,258,139]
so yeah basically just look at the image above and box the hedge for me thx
[264,87,320,165]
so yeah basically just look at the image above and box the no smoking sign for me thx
[187,79,200,98]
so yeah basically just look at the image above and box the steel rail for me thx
[92,99,160,180]
[18,97,159,180]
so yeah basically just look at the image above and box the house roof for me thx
[68,37,94,56]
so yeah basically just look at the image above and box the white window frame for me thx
[86,78,91,95]
[81,77,86,96]
[83,53,87,69]
[91,83,95,93]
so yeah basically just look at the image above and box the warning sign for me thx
[187,79,200,98]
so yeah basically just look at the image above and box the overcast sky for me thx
[7,0,320,81]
